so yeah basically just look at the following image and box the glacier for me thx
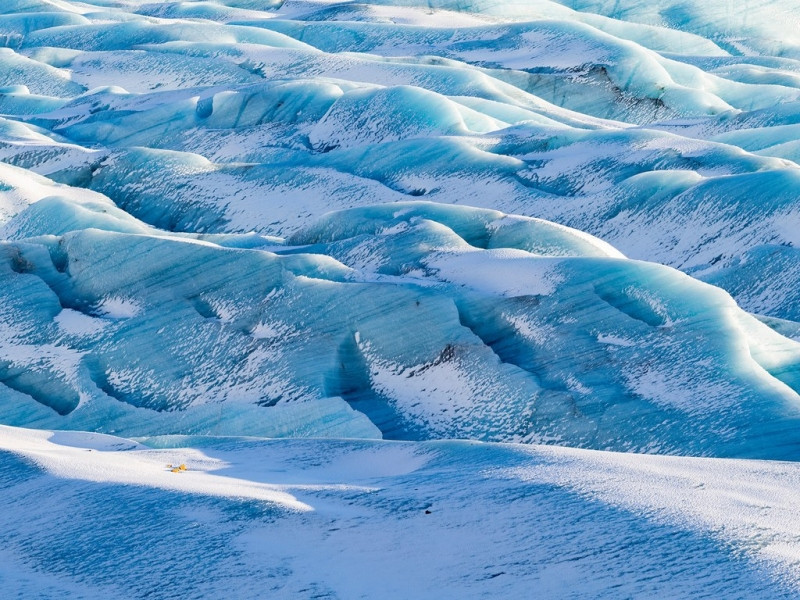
[2,0,800,597]
[3,191,800,457]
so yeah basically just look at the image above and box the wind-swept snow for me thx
[2,425,800,598]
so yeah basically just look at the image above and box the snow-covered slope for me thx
[2,425,800,599]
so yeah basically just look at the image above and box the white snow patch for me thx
[54,309,109,336]
[510,445,800,589]
[95,296,143,319]
[425,249,564,296]
[0,425,312,511]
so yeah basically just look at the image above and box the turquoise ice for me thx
[2,1,800,597]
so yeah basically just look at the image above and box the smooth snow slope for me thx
[2,425,800,599]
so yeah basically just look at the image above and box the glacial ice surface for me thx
[2,0,800,597]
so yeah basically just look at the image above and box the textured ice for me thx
[1,186,800,457]
[3,0,800,597]
[0,9,796,317]
[0,0,798,451]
